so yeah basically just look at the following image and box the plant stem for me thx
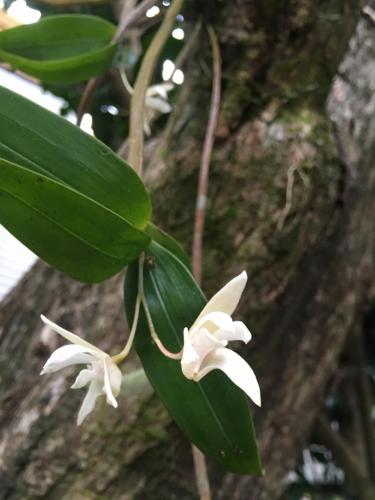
[166,19,202,83]
[112,294,141,364]
[128,0,184,174]
[138,254,182,360]
[113,0,156,43]
[76,77,99,126]
[192,26,222,283]
[76,0,156,126]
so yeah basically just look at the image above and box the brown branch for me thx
[113,0,157,43]
[114,0,137,21]
[76,77,100,126]
[167,19,202,83]
[192,26,222,284]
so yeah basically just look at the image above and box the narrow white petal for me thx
[234,321,252,343]
[77,380,102,426]
[145,96,172,114]
[181,328,201,379]
[216,321,252,344]
[194,347,261,407]
[71,368,94,389]
[40,315,105,357]
[192,272,248,327]
[41,345,97,374]
[106,358,123,397]
[102,359,119,408]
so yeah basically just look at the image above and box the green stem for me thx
[128,0,185,174]
[112,292,141,364]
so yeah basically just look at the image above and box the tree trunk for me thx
[1,1,375,499]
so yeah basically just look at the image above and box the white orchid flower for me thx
[40,315,122,425]
[181,272,261,406]
[144,83,174,135]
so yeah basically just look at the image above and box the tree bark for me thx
[1,1,375,499]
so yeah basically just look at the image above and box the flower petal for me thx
[146,96,172,114]
[107,360,123,398]
[191,327,225,360]
[216,321,252,344]
[147,83,174,98]
[71,368,94,389]
[77,379,102,426]
[194,347,261,407]
[102,358,121,408]
[181,327,201,379]
[192,272,248,328]
[41,345,97,374]
[193,311,234,335]
[40,315,105,357]
[143,115,152,136]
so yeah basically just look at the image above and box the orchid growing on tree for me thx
[0,0,262,483]
[181,271,261,407]
[40,315,122,425]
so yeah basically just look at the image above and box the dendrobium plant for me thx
[40,315,122,425]
[181,271,261,407]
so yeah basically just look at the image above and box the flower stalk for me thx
[111,294,141,364]
[138,253,183,360]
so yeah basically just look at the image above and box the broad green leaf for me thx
[0,15,117,83]
[0,158,149,282]
[145,223,191,269]
[0,85,151,230]
[124,242,261,474]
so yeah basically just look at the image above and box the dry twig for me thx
[192,26,222,284]
[76,0,158,126]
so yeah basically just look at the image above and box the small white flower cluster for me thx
[144,83,174,135]
[40,272,260,425]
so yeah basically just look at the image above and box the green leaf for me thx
[145,223,191,269]
[0,15,117,83]
[0,85,151,230]
[0,158,150,282]
[124,242,261,474]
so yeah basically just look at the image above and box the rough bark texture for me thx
[1,1,375,499]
